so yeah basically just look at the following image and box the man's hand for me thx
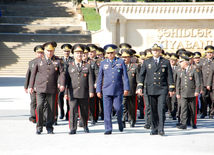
[136,89,143,96]
[176,95,180,99]
[124,90,129,96]
[200,90,203,94]
[194,92,199,97]
[58,84,60,88]
[29,88,34,94]
[59,86,65,92]
[207,86,211,91]
[169,91,174,97]
[64,94,68,100]
[89,93,94,98]
[24,88,28,93]
[97,92,102,98]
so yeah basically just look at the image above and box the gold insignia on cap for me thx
[106,47,115,52]
[122,52,130,57]
[74,46,83,52]
[45,44,55,50]
[65,46,69,50]
[194,54,200,58]
[146,52,153,58]
[141,55,146,59]
[84,49,89,53]
[89,47,96,51]
[206,48,214,53]
[152,44,161,50]
[121,45,129,49]
[36,47,44,52]
[96,50,102,55]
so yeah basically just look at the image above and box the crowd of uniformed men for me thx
[24,41,214,135]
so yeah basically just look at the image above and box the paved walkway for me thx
[0,77,214,155]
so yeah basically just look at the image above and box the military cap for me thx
[83,45,90,53]
[176,48,186,55]
[96,47,105,55]
[139,51,147,60]
[170,53,179,61]
[165,52,171,59]
[61,44,72,51]
[71,44,84,53]
[145,49,153,58]
[104,44,118,53]
[87,44,98,52]
[43,41,57,50]
[119,43,132,49]
[189,51,194,58]
[193,52,201,58]
[205,45,214,53]
[129,49,136,55]
[34,45,44,53]
[151,43,163,50]
[179,50,191,62]
[121,49,132,57]
[134,53,140,58]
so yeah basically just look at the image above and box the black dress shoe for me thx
[209,116,214,119]
[172,116,176,120]
[69,130,76,135]
[138,115,144,119]
[59,115,64,119]
[150,131,158,135]
[130,121,135,127]
[192,125,197,129]
[91,120,96,125]
[119,123,123,132]
[29,117,36,123]
[84,127,89,133]
[104,131,112,135]
[176,122,182,126]
[177,125,187,129]
[144,124,150,129]
[122,121,126,128]
[47,130,54,134]
[36,130,42,135]
[158,131,165,136]
[200,114,205,118]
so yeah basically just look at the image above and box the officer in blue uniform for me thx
[96,44,130,135]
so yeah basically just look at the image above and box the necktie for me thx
[65,58,67,63]
[47,58,51,65]
[184,69,186,75]
[111,60,113,66]
[155,59,158,66]
[77,63,80,71]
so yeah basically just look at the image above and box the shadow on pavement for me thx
[0,77,25,86]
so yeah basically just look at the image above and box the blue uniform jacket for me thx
[96,57,130,96]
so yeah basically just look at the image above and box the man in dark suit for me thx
[64,44,94,134]
[121,49,139,128]
[176,51,200,129]
[200,45,214,119]
[24,45,44,123]
[137,43,175,135]
[96,44,129,135]
[58,44,74,120]
[29,41,65,134]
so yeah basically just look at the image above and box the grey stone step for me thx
[0,16,80,25]
[0,24,83,33]
[0,33,91,42]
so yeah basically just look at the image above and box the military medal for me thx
[39,61,43,66]
[104,64,109,70]
[71,68,75,73]
[162,68,165,72]
[148,64,151,69]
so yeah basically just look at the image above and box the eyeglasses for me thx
[107,52,114,54]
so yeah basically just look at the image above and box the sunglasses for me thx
[107,52,114,54]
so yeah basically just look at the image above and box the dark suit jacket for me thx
[29,55,65,94]
[138,56,175,95]
[65,61,94,99]
[24,59,36,89]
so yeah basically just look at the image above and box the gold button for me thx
[185,83,187,84]
[159,72,160,74]
[78,82,80,83]
[154,72,156,74]
[159,77,160,79]
[47,81,48,82]
[78,73,80,74]
[112,72,114,73]
[154,77,156,79]
[185,86,187,87]
[112,68,114,69]
[47,75,49,77]
[47,70,49,72]
[112,76,114,78]
[78,87,80,88]
[78,78,80,79]
[154,82,156,84]
[159,82,160,84]
[113,81,114,82]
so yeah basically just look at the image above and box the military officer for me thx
[119,43,138,63]
[58,44,73,120]
[65,44,94,134]
[200,45,214,119]
[137,43,175,135]
[121,49,139,128]
[167,53,179,120]
[176,51,200,129]
[29,41,65,134]
[96,44,129,135]
[96,47,105,59]
[85,44,99,124]
[24,45,44,123]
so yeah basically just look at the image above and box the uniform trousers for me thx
[180,97,196,126]
[122,96,136,123]
[149,94,167,132]
[36,92,57,131]
[96,96,104,120]
[58,91,69,118]
[103,95,123,132]
[30,92,37,118]
[69,98,88,130]
[166,94,177,117]
[201,87,212,116]
[209,90,214,116]
[144,94,151,126]
[138,95,145,117]
[89,96,96,121]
